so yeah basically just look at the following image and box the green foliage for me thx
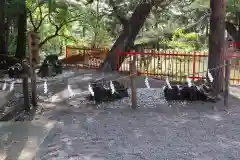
[6,0,239,57]
[27,0,112,54]
[183,32,198,40]
[167,28,203,51]
[6,0,114,56]
[227,0,240,12]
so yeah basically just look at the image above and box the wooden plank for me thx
[224,40,230,108]
[130,55,137,109]
[22,77,30,111]
[224,59,230,107]
[31,66,37,106]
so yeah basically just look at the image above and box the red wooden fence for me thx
[65,46,240,84]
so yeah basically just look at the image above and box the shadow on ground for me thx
[2,68,240,160]
[34,94,240,159]
[34,70,240,160]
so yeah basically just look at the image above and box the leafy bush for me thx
[166,28,205,51]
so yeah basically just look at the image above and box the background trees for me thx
[0,0,232,54]
[0,0,7,55]
[0,0,233,93]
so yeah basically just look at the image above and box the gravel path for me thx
[1,69,240,160]
[0,68,91,118]
[34,91,240,160]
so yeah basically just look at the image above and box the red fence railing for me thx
[117,50,209,81]
[64,47,240,84]
[65,46,108,58]
[64,46,108,68]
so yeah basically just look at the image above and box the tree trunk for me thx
[5,16,9,54]
[0,0,6,55]
[100,1,154,72]
[15,2,27,59]
[15,1,31,109]
[208,0,226,93]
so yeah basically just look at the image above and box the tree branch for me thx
[58,34,77,43]
[27,8,37,31]
[35,6,49,31]
[154,0,173,8]
[27,3,49,32]
[48,14,59,30]
[39,16,80,47]
[184,13,209,31]
[109,0,129,28]
[39,34,58,47]
[85,0,94,5]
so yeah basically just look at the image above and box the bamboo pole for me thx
[130,54,137,109]
[224,40,230,107]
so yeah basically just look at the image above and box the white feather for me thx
[145,76,150,88]
[208,70,214,82]
[88,83,94,96]
[68,84,74,97]
[44,79,48,94]
[162,86,166,90]
[110,81,115,94]
[2,81,6,90]
[186,78,192,87]
[166,77,172,89]
[9,81,15,91]
[196,86,200,90]
[177,85,180,89]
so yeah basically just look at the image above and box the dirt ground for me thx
[0,68,240,160]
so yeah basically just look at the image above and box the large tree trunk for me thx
[15,1,31,109]
[0,0,6,55]
[15,2,27,59]
[208,0,226,93]
[100,1,154,72]
[5,16,9,54]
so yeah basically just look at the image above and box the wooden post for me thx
[31,66,37,106]
[22,76,30,111]
[224,40,230,108]
[130,53,137,109]
[223,34,230,107]
[224,59,230,107]
[27,31,38,107]
[192,51,196,81]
